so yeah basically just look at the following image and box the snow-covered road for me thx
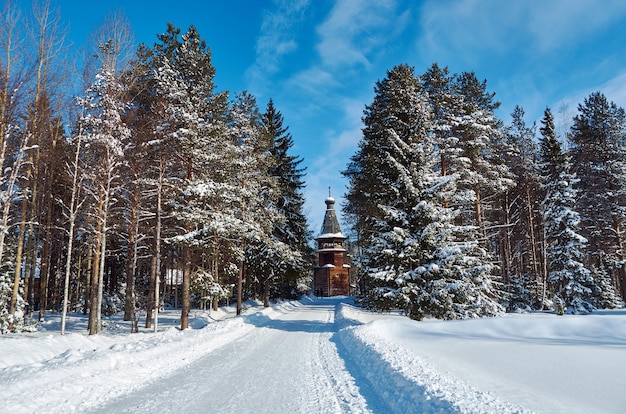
[93,298,373,413]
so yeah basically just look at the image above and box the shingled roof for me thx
[319,196,345,238]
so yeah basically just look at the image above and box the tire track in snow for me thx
[311,301,372,413]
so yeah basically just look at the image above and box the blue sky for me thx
[54,0,626,234]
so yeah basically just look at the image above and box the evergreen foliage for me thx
[263,99,312,298]
[345,64,504,320]
[539,107,596,314]
[501,106,543,309]
[570,92,626,301]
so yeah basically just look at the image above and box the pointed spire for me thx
[319,193,343,237]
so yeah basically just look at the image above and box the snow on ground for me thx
[1,297,625,413]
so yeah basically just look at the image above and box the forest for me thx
[2,2,625,335]
[344,63,626,320]
[0,3,312,334]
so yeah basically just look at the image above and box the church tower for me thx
[313,194,350,296]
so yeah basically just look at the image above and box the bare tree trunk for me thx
[123,183,138,321]
[541,228,549,309]
[181,246,191,329]
[153,159,163,332]
[88,189,104,335]
[263,278,270,307]
[145,257,155,329]
[501,194,513,285]
[525,187,540,297]
[181,158,192,330]
[83,238,93,314]
[74,253,82,312]
[61,134,82,335]
[37,172,54,322]
[237,176,247,316]
[237,255,244,316]
[612,216,626,300]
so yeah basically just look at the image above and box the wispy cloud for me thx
[419,0,626,62]
[316,0,409,69]
[600,72,626,109]
[527,0,626,52]
[245,0,310,93]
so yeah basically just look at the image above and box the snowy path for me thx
[89,298,375,413]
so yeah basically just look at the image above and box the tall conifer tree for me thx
[345,64,503,319]
[263,99,312,297]
[152,24,229,329]
[540,108,596,314]
[570,92,626,300]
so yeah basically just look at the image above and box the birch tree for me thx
[77,44,130,334]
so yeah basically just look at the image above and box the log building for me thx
[313,195,350,296]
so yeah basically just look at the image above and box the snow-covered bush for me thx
[102,289,125,316]
[0,270,34,333]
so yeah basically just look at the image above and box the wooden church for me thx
[313,195,350,296]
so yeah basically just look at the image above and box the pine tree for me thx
[570,92,626,300]
[502,106,543,310]
[539,107,595,314]
[227,92,293,309]
[152,24,230,329]
[77,43,131,334]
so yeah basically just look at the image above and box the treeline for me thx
[0,3,311,334]
[344,63,626,319]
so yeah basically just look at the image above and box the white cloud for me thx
[245,0,310,91]
[316,0,408,69]
[599,71,626,110]
[527,0,626,52]
[419,0,626,62]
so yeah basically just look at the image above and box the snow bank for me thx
[334,303,530,413]
[0,306,263,413]
[335,304,626,413]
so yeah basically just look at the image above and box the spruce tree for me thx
[262,99,312,297]
[540,108,596,314]
[344,64,427,306]
[345,64,504,319]
[570,92,626,300]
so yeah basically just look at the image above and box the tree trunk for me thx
[237,257,244,315]
[123,183,138,321]
[181,246,191,329]
[153,160,163,332]
[181,157,192,329]
[612,216,626,300]
[525,186,540,297]
[83,238,93,315]
[123,237,137,322]
[88,237,101,333]
[8,195,28,329]
[88,188,104,335]
[145,257,155,329]
[61,134,82,335]
[263,279,270,307]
